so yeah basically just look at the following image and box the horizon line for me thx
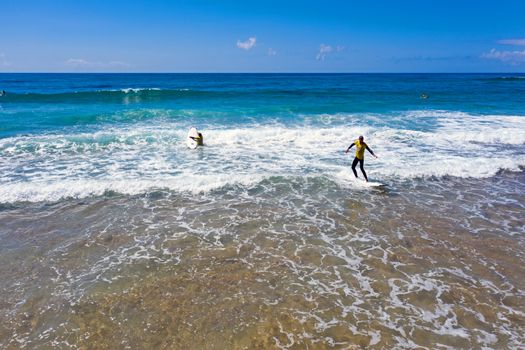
[1,71,524,74]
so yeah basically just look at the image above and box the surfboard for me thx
[335,170,385,188]
[186,127,199,149]
[361,180,384,187]
[351,176,384,188]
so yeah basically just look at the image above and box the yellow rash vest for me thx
[354,140,366,160]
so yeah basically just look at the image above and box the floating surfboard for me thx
[186,127,199,149]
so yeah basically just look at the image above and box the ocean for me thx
[0,73,524,349]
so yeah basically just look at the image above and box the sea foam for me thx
[0,111,524,203]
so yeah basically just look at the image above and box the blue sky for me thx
[1,0,524,72]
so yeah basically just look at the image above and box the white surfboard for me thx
[335,170,385,188]
[351,176,384,188]
[361,180,384,187]
[186,127,199,149]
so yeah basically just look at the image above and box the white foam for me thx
[0,174,264,202]
[117,88,162,93]
[0,111,524,202]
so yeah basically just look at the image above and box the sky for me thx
[1,0,524,73]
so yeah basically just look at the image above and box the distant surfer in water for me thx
[189,131,204,146]
[192,132,204,146]
[345,135,377,182]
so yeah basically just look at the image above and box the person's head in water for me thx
[359,135,364,142]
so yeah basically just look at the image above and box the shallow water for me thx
[1,171,524,349]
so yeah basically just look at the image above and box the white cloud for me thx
[336,45,345,52]
[65,58,90,67]
[268,48,277,56]
[482,48,525,64]
[316,44,333,61]
[237,37,256,50]
[497,38,525,46]
[65,58,130,69]
[0,53,11,66]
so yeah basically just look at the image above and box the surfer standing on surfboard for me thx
[345,135,377,182]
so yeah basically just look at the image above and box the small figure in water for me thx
[345,135,377,182]
[190,131,204,146]
[420,93,428,99]
[0,90,5,96]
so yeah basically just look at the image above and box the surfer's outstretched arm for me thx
[366,145,378,158]
[345,143,355,153]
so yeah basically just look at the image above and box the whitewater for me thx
[1,109,524,203]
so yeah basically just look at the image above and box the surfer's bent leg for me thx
[351,157,359,178]
[359,159,368,182]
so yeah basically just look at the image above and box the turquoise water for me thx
[1,74,525,136]
[0,74,524,349]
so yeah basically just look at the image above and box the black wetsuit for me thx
[351,157,367,182]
